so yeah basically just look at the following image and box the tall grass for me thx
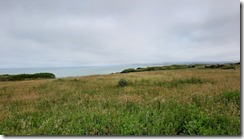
[0,67,240,135]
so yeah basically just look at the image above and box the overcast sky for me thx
[0,0,240,68]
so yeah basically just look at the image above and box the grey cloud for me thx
[0,0,240,68]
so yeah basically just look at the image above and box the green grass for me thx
[0,65,240,135]
[0,92,239,135]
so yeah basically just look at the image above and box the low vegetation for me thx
[121,63,239,74]
[0,73,56,81]
[118,78,129,87]
[0,63,240,135]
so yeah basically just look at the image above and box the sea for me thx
[0,61,236,78]
[0,64,153,78]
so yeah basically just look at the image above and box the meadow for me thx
[0,63,240,135]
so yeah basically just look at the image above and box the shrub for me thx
[121,68,136,73]
[221,65,235,70]
[0,73,56,81]
[205,64,224,69]
[145,67,157,71]
[118,79,129,87]
[188,65,195,68]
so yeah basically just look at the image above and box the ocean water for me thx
[0,65,149,78]
[0,61,234,78]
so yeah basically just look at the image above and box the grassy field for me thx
[0,64,240,135]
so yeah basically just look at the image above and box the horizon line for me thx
[0,60,240,69]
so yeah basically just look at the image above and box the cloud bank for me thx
[0,0,240,68]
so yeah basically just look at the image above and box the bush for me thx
[221,65,235,70]
[205,64,224,69]
[188,65,195,68]
[147,66,164,71]
[118,79,129,87]
[121,68,136,73]
[0,73,56,81]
